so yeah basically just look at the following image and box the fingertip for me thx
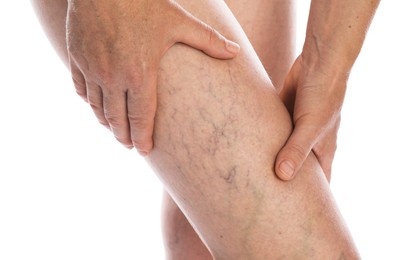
[277,160,296,181]
[128,103,155,157]
[137,150,149,157]
[225,40,240,55]
[133,139,153,157]
[175,12,239,60]
[123,142,134,150]
[137,145,152,157]
[101,121,111,130]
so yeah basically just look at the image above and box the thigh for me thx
[225,0,296,87]
[150,0,358,259]
[161,0,297,257]
[31,0,358,258]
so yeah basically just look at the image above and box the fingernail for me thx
[225,40,240,54]
[279,160,295,179]
[138,150,149,157]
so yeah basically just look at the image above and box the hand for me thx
[275,55,348,181]
[66,0,240,155]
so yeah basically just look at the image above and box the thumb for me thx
[275,123,319,181]
[174,8,240,59]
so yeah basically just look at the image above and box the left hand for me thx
[275,55,348,182]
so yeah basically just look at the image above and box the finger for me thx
[86,81,110,129]
[102,87,133,149]
[278,60,301,114]
[173,6,240,59]
[278,75,297,115]
[275,122,319,181]
[313,149,333,183]
[313,120,340,182]
[69,58,87,102]
[127,70,157,156]
[312,139,335,182]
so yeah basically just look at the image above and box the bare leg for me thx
[162,191,213,259]
[31,0,359,258]
[29,1,209,258]
[150,0,358,258]
[161,0,297,258]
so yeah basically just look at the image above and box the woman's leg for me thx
[31,0,359,258]
[161,0,297,258]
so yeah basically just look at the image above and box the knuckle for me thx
[287,143,308,161]
[104,113,123,127]
[132,138,152,152]
[75,88,87,99]
[82,64,113,86]
[205,24,217,45]
[72,75,85,88]
[114,135,131,146]
[124,71,144,87]
[88,100,102,111]
[98,119,110,128]
[128,113,152,130]
[96,69,114,86]
[71,76,87,98]
[129,114,154,152]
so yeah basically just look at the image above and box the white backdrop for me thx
[0,1,411,259]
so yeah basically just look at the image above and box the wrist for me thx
[301,0,380,77]
[301,35,355,79]
[296,51,350,91]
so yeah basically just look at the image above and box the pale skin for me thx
[33,0,379,182]
[66,0,241,155]
[31,0,379,258]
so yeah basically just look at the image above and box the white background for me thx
[0,1,411,259]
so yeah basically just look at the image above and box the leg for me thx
[31,0,359,258]
[30,1,210,258]
[150,0,358,258]
[162,191,213,260]
[161,0,297,258]
[31,0,298,258]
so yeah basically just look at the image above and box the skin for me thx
[275,0,381,181]
[149,0,360,256]
[162,0,297,257]
[31,0,365,258]
[64,0,377,183]
[66,0,240,155]
[32,0,379,183]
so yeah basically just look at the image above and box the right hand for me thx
[66,0,240,155]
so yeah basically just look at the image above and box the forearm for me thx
[303,0,380,74]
